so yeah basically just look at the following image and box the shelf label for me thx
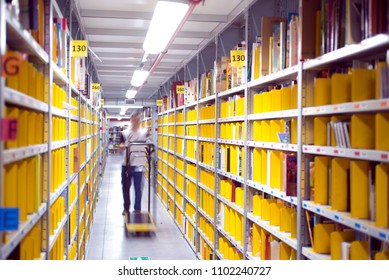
[2,52,22,77]
[92,83,101,93]
[156,99,163,107]
[0,208,19,231]
[1,118,18,141]
[71,40,88,57]
[230,50,246,67]
[176,85,185,95]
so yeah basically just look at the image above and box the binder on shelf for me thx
[19,109,28,147]
[281,87,292,110]
[26,157,37,214]
[270,119,283,143]
[375,164,389,228]
[260,228,269,260]
[270,203,283,226]
[314,117,330,146]
[351,114,375,149]
[313,223,335,254]
[4,162,18,208]
[351,69,375,102]
[314,156,330,205]
[350,160,370,219]
[331,158,350,212]
[253,93,263,114]
[17,159,28,222]
[261,199,277,221]
[375,251,389,260]
[253,121,261,141]
[252,224,261,257]
[331,73,351,104]
[376,113,389,151]
[262,120,271,142]
[19,60,29,96]
[271,89,282,112]
[280,207,294,233]
[264,91,273,113]
[330,231,355,260]
[280,242,292,260]
[350,241,369,260]
[314,77,331,106]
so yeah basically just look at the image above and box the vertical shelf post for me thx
[242,8,250,259]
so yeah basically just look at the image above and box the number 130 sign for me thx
[72,40,88,57]
[230,50,246,67]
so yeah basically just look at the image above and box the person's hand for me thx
[119,143,126,150]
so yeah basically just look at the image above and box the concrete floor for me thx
[86,154,196,260]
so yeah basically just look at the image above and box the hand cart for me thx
[124,142,156,235]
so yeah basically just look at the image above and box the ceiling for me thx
[75,0,255,110]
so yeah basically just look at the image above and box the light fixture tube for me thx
[126,89,138,99]
[143,1,189,55]
[131,70,149,87]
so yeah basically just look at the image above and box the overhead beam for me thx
[96,60,181,67]
[90,41,198,51]
[98,70,172,75]
[85,28,210,39]
[93,52,189,60]
[96,65,178,71]
[80,9,228,23]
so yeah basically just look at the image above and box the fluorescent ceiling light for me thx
[143,1,189,54]
[126,89,137,99]
[107,116,131,119]
[103,105,144,109]
[131,70,149,87]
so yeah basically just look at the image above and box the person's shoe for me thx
[122,209,129,216]
[133,209,141,214]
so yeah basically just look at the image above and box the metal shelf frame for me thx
[154,1,389,262]
[0,0,104,261]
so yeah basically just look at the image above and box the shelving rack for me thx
[0,0,105,260]
[156,0,389,261]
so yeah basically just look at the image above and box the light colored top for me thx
[121,126,149,167]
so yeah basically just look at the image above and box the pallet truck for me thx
[123,142,157,236]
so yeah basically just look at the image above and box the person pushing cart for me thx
[119,111,151,215]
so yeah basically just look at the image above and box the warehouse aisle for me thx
[86,155,196,260]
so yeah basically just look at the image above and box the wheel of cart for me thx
[123,142,156,236]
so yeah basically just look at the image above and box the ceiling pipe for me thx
[138,0,202,96]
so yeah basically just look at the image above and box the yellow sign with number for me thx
[92,83,101,93]
[230,50,246,67]
[176,85,185,95]
[156,99,163,106]
[72,40,88,57]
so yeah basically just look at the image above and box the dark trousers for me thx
[121,166,143,212]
